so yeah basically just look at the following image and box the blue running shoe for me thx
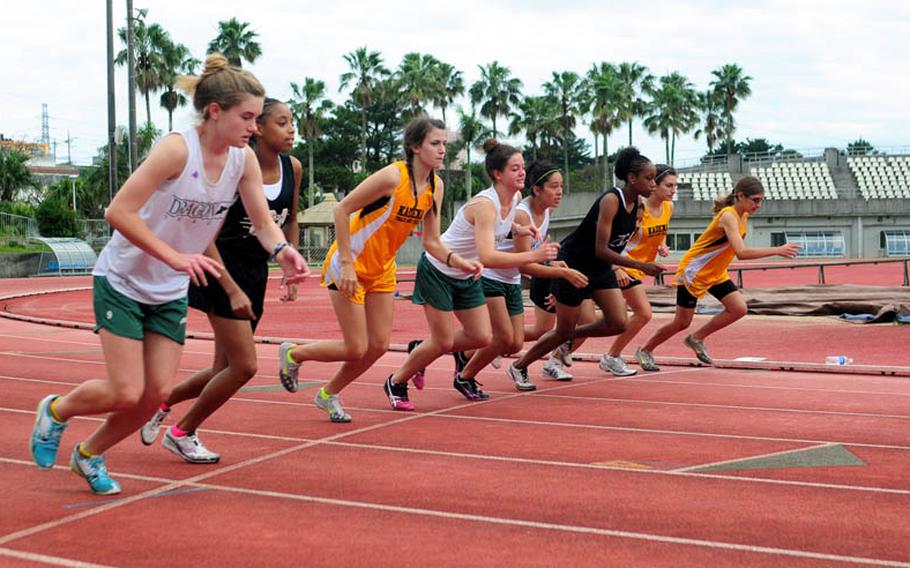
[70,446,121,495]
[31,395,67,468]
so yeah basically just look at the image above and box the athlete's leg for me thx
[323,292,395,394]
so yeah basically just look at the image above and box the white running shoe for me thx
[506,364,537,392]
[278,342,300,392]
[599,354,638,376]
[313,389,352,423]
[552,340,574,367]
[140,407,170,446]
[162,430,220,464]
[542,358,573,381]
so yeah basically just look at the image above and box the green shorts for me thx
[481,277,524,316]
[93,276,188,344]
[412,254,486,312]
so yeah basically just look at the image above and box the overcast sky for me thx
[2,1,908,169]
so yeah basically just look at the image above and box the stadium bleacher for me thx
[750,161,838,200]
[847,155,910,199]
[676,171,733,201]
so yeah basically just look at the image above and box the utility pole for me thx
[126,0,138,173]
[106,0,118,207]
[66,130,72,164]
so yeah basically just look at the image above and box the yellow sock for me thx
[49,397,64,423]
[77,443,93,459]
[287,348,297,364]
[319,387,330,400]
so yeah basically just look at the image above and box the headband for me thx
[533,168,561,188]
[655,168,675,183]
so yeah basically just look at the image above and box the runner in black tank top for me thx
[140,98,303,464]
[187,151,296,330]
[505,147,667,386]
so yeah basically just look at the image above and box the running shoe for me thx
[552,340,574,367]
[31,394,67,468]
[453,374,490,400]
[162,430,221,464]
[278,342,300,392]
[635,347,661,371]
[541,358,573,381]
[408,339,426,390]
[506,364,537,392]
[684,335,714,365]
[599,354,638,377]
[70,446,120,495]
[140,406,170,446]
[313,388,352,423]
[453,351,469,376]
[383,375,415,411]
[490,356,503,369]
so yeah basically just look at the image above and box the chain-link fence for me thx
[300,225,335,265]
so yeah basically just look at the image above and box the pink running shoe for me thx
[384,375,416,411]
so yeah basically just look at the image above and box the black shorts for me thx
[188,253,267,331]
[529,276,555,313]
[676,279,738,309]
[620,277,643,291]
[552,267,618,308]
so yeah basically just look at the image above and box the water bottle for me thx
[825,355,853,365]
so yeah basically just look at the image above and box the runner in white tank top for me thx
[385,141,558,411]
[29,55,310,496]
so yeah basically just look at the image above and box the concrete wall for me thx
[0,253,41,278]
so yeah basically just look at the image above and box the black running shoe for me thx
[453,351,469,376]
[383,375,415,411]
[408,339,426,390]
[453,374,490,401]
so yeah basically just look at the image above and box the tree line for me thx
[0,14,882,236]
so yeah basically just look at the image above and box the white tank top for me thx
[482,198,550,284]
[93,128,246,304]
[427,186,519,279]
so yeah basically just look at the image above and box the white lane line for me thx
[0,457,906,568]
[0,546,116,568]
[524,392,910,420]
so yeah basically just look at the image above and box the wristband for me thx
[269,241,289,261]
[446,251,454,267]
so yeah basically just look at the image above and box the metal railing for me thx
[655,258,910,288]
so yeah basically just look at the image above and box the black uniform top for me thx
[216,153,296,263]
[558,186,639,273]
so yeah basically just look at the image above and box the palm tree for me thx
[207,18,261,67]
[116,16,171,126]
[396,52,442,117]
[643,72,700,164]
[509,95,559,162]
[709,63,752,155]
[616,62,653,146]
[159,41,199,131]
[457,105,491,199]
[289,78,334,208]
[339,46,389,172]
[431,62,464,127]
[543,71,588,192]
[470,61,523,138]
[0,149,35,202]
[694,90,724,155]
[587,62,624,189]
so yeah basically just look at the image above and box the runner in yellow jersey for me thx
[599,164,677,376]
[636,176,799,369]
[278,116,479,422]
